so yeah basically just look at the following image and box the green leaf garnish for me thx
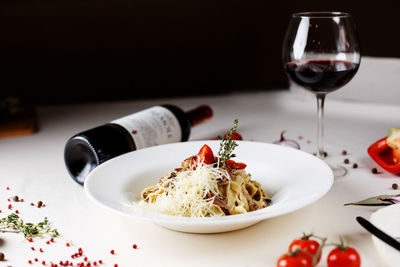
[344,194,400,206]
[0,213,59,239]
[217,119,239,166]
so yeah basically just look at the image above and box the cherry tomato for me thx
[212,132,243,140]
[289,239,321,263]
[223,132,243,140]
[226,159,247,169]
[197,144,215,164]
[327,246,361,267]
[277,251,314,267]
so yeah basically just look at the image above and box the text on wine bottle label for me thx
[112,106,182,149]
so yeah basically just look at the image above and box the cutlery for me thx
[356,216,400,251]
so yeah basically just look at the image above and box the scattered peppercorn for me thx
[392,183,398,190]
[132,244,137,249]
[371,167,378,174]
[110,250,115,255]
[342,150,347,155]
[344,158,350,164]
[37,201,43,208]
[12,195,19,202]
[66,242,70,247]
[353,163,358,168]
[0,252,4,261]
[324,151,328,157]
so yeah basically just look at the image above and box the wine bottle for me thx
[64,104,213,185]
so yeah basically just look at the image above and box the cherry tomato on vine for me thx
[289,239,321,263]
[277,250,314,267]
[327,246,361,267]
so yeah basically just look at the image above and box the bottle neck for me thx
[185,105,213,126]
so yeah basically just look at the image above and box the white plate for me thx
[370,204,400,267]
[84,141,333,233]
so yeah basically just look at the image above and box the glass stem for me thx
[316,93,326,160]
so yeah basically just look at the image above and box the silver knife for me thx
[356,216,400,252]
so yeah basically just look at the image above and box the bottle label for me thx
[111,106,182,149]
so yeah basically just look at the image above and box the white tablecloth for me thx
[0,90,398,267]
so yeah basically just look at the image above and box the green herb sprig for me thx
[217,119,239,166]
[0,213,59,239]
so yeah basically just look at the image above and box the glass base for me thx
[326,161,348,179]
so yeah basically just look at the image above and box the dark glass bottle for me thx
[64,104,212,185]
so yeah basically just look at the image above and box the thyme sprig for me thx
[0,213,59,239]
[217,119,239,166]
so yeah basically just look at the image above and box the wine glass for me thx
[282,12,360,177]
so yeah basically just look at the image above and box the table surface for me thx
[0,90,398,267]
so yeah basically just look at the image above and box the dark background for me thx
[0,0,398,105]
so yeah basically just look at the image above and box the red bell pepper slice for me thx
[368,137,400,174]
[197,144,215,164]
[226,159,247,169]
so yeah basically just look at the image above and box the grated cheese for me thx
[140,164,229,217]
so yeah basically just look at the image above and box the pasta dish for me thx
[139,143,271,217]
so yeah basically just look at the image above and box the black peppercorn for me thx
[393,183,398,190]
[12,195,19,202]
[353,163,358,168]
[344,159,350,164]
[342,150,347,155]
[371,168,378,174]
[0,252,4,261]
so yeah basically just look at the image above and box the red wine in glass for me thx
[282,12,360,177]
[285,60,359,93]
